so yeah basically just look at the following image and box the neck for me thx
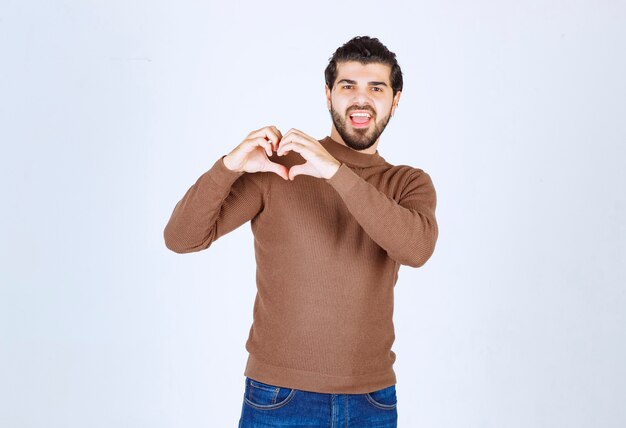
[329,126,379,155]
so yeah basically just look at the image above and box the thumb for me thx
[288,162,309,181]
[265,160,289,180]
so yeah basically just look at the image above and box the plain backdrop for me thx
[1,1,625,427]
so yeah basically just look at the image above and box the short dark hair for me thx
[324,36,403,96]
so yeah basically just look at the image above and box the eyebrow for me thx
[337,79,389,87]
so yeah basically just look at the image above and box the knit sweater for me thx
[163,136,438,394]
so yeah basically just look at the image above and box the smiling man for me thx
[164,36,438,427]
[327,61,401,153]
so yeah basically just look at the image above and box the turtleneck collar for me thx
[319,136,387,168]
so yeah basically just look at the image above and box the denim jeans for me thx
[238,376,398,427]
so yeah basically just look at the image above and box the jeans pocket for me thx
[243,377,297,410]
[365,384,397,410]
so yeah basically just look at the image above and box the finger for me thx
[276,130,290,152]
[269,126,283,152]
[284,128,303,137]
[244,137,273,157]
[264,160,289,180]
[276,139,304,157]
[288,162,313,181]
[264,126,282,151]
[248,126,280,140]
[275,133,290,156]
[283,128,313,143]
[249,126,281,150]
[270,126,283,142]
[280,129,299,145]
[279,130,315,151]
[276,132,297,156]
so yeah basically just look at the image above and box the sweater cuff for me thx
[325,163,360,194]
[202,155,246,187]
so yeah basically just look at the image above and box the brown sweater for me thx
[164,136,438,394]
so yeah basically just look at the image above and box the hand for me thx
[276,128,341,180]
[223,126,289,180]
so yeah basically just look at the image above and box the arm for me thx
[326,164,438,267]
[163,156,265,253]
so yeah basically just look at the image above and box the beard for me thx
[329,102,392,151]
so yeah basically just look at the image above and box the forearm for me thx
[163,156,248,253]
[326,164,438,267]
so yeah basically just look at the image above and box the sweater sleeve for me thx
[163,156,265,253]
[326,163,438,267]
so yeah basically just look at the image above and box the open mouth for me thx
[349,111,373,128]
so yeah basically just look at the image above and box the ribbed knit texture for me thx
[164,136,438,393]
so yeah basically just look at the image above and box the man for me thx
[164,36,438,427]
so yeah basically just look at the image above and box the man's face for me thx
[326,61,401,151]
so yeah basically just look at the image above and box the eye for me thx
[372,87,383,92]
[342,85,353,89]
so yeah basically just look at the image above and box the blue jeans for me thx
[238,376,398,427]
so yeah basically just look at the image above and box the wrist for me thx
[326,162,341,180]
[222,154,240,172]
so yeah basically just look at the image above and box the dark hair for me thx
[324,36,403,96]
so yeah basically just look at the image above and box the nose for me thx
[350,87,374,108]
[352,85,372,102]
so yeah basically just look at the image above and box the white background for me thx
[1,1,625,427]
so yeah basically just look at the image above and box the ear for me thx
[391,91,401,117]
[325,84,332,110]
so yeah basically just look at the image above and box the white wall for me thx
[1,1,625,427]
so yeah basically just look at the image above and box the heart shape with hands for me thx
[223,126,341,181]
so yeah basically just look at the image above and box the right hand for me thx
[222,126,289,180]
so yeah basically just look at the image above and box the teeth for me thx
[351,113,371,117]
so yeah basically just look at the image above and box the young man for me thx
[164,36,438,427]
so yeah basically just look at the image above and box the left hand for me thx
[276,128,341,180]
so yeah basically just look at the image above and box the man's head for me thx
[325,36,403,152]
